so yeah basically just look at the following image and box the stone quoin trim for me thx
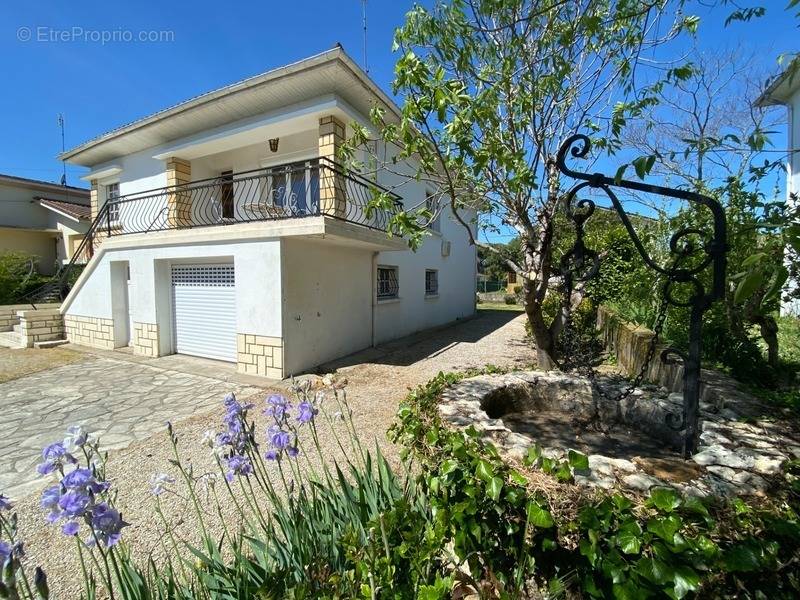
[237,334,283,379]
[132,322,160,357]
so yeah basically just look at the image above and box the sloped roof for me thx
[36,198,92,221]
[0,173,89,195]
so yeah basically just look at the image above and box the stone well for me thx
[438,371,800,497]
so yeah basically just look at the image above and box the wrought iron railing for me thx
[96,157,402,237]
[25,158,403,306]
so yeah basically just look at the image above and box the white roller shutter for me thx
[171,264,237,362]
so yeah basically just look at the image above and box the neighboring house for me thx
[58,47,477,378]
[0,174,90,275]
[756,62,800,317]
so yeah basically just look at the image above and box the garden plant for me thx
[0,372,798,598]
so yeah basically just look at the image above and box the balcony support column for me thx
[318,116,346,218]
[166,157,192,228]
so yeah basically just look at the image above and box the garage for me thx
[171,263,237,362]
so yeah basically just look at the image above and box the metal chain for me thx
[557,277,670,404]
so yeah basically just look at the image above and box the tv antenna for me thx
[57,113,67,187]
[361,0,368,73]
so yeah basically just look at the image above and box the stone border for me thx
[439,371,800,497]
[64,315,115,350]
[15,309,65,348]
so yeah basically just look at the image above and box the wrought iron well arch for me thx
[554,133,728,458]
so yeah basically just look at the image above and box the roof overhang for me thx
[756,58,800,107]
[62,46,401,168]
[80,165,122,182]
[150,94,365,161]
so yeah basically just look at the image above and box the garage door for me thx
[172,264,237,362]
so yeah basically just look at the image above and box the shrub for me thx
[2,373,798,599]
[504,294,517,305]
[391,371,800,598]
[0,251,49,304]
[513,285,522,295]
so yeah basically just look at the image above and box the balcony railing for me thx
[24,157,403,306]
[97,157,402,237]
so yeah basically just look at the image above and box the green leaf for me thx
[617,521,643,555]
[440,459,458,476]
[524,444,541,466]
[762,265,789,306]
[508,469,528,486]
[568,450,590,471]
[475,459,494,483]
[672,566,700,599]
[487,476,503,501]
[647,514,682,543]
[637,556,673,585]
[724,543,761,572]
[648,487,681,512]
[526,500,555,528]
[734,270,765,304]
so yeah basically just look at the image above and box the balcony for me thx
[97,157,402,237]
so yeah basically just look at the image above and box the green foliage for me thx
[391,371,800,598]
[503,294,517,305]
[0,251,49,304]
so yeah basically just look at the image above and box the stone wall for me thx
[16,309,65,347]
[0,304,60,332]
[596,306,684,392]
[133,322,160,357]
[237,334,283,379]
[64,315,115,350]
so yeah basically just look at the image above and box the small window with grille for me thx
[106,183,120,224]
[425,269,439,297]
[377,266,399,300]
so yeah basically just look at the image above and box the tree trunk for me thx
[525,284,556,370]
[758,315,780,369]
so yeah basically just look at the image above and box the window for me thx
[106,183,120,223]
[507,272,517,284]
[220,171,234,219]
[377,266,399,300]
[262,160,319,215]
[425,191,440,233]
[425,269,439,296]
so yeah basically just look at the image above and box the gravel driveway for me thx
[5,310,532,598]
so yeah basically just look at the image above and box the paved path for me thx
[0,357,262,494]
[9,309,533,600]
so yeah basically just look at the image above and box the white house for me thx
[756,61,800,317]
[58,47,477,378]
[0,174,90,275]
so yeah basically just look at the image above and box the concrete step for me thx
[0,331,23,349]
[13,324,22,334]
[33,339,68,349]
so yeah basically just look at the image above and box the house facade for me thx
[757,63,800,317]
[0,174,90,275]
[59,47,477,378]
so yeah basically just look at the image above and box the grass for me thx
[0,346,85,383]
[477,301,525,312]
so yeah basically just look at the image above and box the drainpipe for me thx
[371,251,378,347]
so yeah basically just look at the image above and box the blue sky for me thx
[0,1,796,242]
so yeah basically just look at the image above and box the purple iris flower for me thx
[58,490,91,519]
[296,401,317,424]
[62,521,80,536]
[37,442,76,475]
[40,486,62,522]
[264,394,290,420]
[268,425,292,449]
[225,455,253,482]
[0,494,11,511]
[62,468,109,494]
[89,503,128,547]
[264,449,278,461]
